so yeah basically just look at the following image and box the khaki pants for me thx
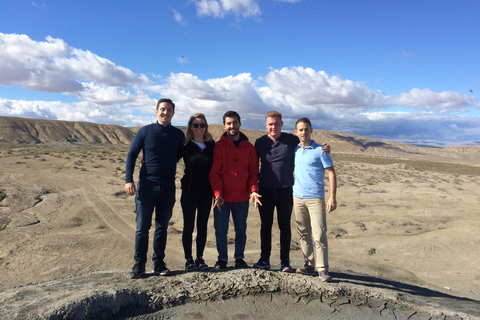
[293,196,328,272]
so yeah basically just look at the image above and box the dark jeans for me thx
[180,189,213,260]
[258,186,293,261]
[214,200,249,262]
[134,180,175,265]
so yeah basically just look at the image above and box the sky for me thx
[0,0,479,145]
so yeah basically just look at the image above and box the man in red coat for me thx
[209,110,262,269]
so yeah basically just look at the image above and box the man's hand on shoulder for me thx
[205,132,214,142]
[322,143,331,153]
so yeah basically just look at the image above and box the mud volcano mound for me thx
[1,269,478,320]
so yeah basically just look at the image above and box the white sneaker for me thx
[318,270,332,282]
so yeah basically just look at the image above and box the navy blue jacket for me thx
[125,122,185,185]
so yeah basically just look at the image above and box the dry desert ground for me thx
[0,118,479,319]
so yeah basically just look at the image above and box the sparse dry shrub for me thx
[68,216,83,228]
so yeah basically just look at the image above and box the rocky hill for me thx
[0,116,136,144]
[1,115,479,164]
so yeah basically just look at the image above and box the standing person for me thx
[125,98,185,279]
[209,110,262,269]
[253,111,330,272]
[179,113,215,271]
[293,117,337,282]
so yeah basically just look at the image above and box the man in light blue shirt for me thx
[293,117,337,282]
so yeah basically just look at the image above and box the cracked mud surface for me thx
[1,270,479,320]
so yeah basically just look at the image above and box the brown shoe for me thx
[295,264,315,275]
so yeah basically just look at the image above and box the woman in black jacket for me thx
[179,113,215,270]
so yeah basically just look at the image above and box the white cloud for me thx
[263,67,389,110]
[392,88,475,112]
[0,33,150,93]
[173,9,187,25]
[72,83,156,109]
[195,0,261,19]
[0,98,154,126]
[1,32,479,144]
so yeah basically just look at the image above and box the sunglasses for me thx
[192,123,206,128]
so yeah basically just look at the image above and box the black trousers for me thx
[258,186,293,261]
[180,189,213,260]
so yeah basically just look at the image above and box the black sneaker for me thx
[214,260,227,269]
[185,258,198,271]
[153,261,171,276]
[130,261,145,279]
[195,258,209,270]
[253,257,270,270]
[235,259,249,269]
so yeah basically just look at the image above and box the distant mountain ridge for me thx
[0,116,136,144]
[1,116,479,164]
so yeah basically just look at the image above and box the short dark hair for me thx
[223,110,241,124]
[156,98,175,111]
[295,117,312,129]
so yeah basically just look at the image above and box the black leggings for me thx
[180,190,213,260]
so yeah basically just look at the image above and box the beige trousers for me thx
[293,196,328,272]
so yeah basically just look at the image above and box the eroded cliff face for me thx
[0,116,136,144]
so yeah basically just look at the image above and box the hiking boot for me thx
[235,259,249,269]
[130,261,145,279]
[318,271,332,282]
[253,257,270,270]
[195,258,208,270]
[296,263,315,276]
[185,258,198,271]
[214,260,227,269]
[153,261,171,276]
[281,259,293,273]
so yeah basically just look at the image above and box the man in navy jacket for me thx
[125,98,185,279]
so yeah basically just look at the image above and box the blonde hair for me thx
[184,113,209,145]
[265,110,282,121]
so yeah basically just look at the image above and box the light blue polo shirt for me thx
[293,140,334,199]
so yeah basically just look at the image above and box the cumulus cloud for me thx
[148,72,268,125]
[262,67,389,110]
[0,98,154,126]
[392,88,475,112]
[360,112,480,144]
[173,9,187,25]
[1,33,479,144]
[195,0,261,19]
[0,33,150,93]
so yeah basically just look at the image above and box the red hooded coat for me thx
[209,131,259,203]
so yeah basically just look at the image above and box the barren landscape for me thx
[0,116,479,319]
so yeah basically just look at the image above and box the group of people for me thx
[125,98,337,282]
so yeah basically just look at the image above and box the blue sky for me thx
[0,0,479,145]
